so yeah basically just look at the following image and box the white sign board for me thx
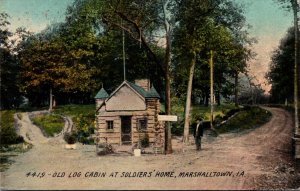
[158,115,178,122]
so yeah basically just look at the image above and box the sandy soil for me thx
[1,107,300,190]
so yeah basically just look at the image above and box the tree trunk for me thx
[234,70,239,107]
[49,87,53,111]
[216,91,221,106]
[292,0,299,136]
[162,0,173,154]
[210,50,214,129]
[205,91,209,107]
[183,53,196,144]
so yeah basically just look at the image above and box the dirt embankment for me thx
[1,107,299,190]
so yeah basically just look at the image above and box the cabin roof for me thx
[94,88,109,99]
[101,80,160,102]
[125,81,160,98]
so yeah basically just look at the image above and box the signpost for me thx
[158,115,178,122]
[158,115,178,154]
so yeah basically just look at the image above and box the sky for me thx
[0,0,294,93]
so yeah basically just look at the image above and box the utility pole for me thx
[210,50,214,129]
[122,20,126,81]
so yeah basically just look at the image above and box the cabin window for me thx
[107,120,114,130]
[138,119,147,131]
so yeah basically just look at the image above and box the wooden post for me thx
[210,50,214,129]
[49,87,53,111]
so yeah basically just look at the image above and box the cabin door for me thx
[121,116,132,144]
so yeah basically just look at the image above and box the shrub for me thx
[141,134,149,148]
[0,110,24,145]
[96,143,114,155]
[64,132,77,144]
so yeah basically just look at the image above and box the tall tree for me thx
[0,12,23,109]
[267,27,298,103]
[275,0,299,136]
[69,0,174,153]
[173,0,251,143]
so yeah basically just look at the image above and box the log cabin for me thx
[94,79,165,153]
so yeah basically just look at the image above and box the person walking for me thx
[193,118,204,150]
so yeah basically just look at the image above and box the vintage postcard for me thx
[1,0,300,190]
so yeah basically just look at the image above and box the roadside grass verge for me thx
[171,102,239,135]
[0,110,32,172]
[0,143,33,172]
[31,114,64,137]
[0,110,24,144]
[216,106,272,134]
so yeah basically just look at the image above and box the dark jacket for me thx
[192,122,204,138]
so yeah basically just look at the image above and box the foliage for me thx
[267,27,299,103]
[31,114,64,137]
[64,132,77,144]
[53,104,95,144]
[0,110,24,144]
[141,134,149,148]
[0,13,23,109]
[172,0,253,104]
[216,106,272,134]
[171,103,238,135]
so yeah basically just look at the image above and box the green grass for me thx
[170,101,239,135]
[0,143,32,172]
[53,104,95,144]
[53,104,95,117]
[31,114,64,137]
[171,102,238,122]
[216,106,272,134]
[0,110,24,144]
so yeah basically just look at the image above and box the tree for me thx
[267,27,298,103]
[0,13,23,109]
[173,0,251,143]
[67,0,174,153]
[274,0,299,135]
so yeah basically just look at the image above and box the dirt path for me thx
[1,107,299,190]
[15,112,49,145]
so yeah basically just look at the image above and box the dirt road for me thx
[1,107,299,190]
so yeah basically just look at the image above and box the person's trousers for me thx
[195,137,201,150]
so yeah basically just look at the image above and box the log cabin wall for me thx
[95,98,164,147]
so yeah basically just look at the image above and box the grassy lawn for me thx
[170,102,239,135]
[53,104,95,144]
[53,104,95,117]
[171,102,238,121]
[31,114,64,137]
[216,106,272,134]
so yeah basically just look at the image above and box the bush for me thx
[0,110,24,145]
[141,134,149,148]
[64,132,77,144]
[96,143,114,155]
[78,136,95,145]
[54,105,95,145]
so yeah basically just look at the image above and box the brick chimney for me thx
[135,79,150,91]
